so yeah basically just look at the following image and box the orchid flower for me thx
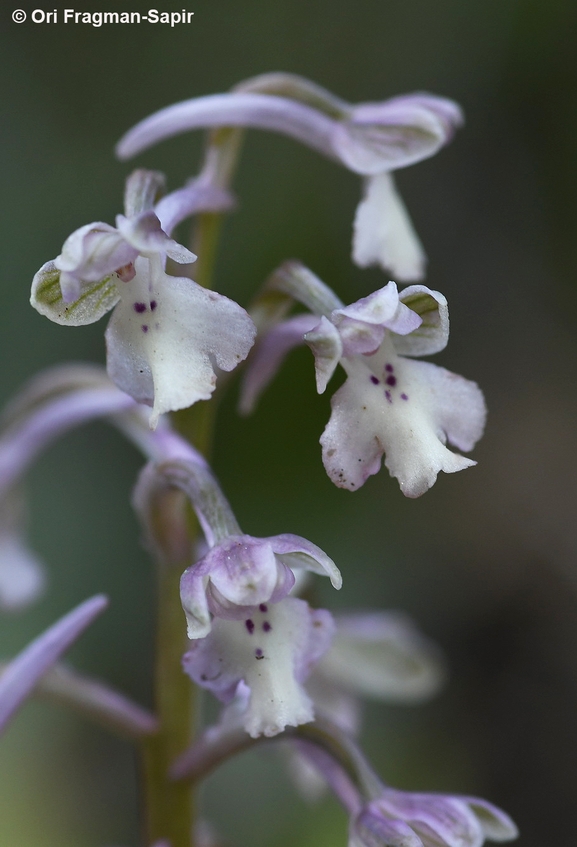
[180,532,341,738]
[351,788,518,847]
[132,449,343,740]
[241,265,485,497]
[116,74,462,281]
[31,169,255,427]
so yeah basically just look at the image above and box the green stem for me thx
[191,212,224,292]
[142,557,197,847]
[141,127,244,847]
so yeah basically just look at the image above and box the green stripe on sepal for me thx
[30,260,120,326]
[394,285,449,357]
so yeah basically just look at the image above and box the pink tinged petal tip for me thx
[0,594,108,734]
[333,281,422,346]
[267,532,342,589]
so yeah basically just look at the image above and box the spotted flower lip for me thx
[180,532,340,738]
[31,170,256,427]
[351,788,519,847]
[183,598,335,738]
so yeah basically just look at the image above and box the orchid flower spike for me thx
[31,169,255,427]
[351,787,518,847]
[241,264,486,497]
[180,533,341,738]
[116,73,463,281]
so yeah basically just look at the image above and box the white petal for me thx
[320,359,390,492]
[410,359,487,452]
[317,612,445,703]
[395,286,449,357]
[334,99,450,174]
[352,173,426,282]
[55,222,136,297]
[304,316,343,393]
[105,258,256,426]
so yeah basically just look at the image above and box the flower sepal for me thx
[31,260,120,326]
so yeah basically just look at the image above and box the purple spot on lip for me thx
[134,302,146,313]
[401,393,409,400]
[245,619,255,635]
[386,375,397,387]
[263,621,272,632]
[141,325,149,333]
[385,364,394,373]
[370,376,380,385]
[259,604,268,613]
[255,648,263,658]
[385,390,392,403]
[150,300,157,311]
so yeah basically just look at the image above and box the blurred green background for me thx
[2,0,577,845]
